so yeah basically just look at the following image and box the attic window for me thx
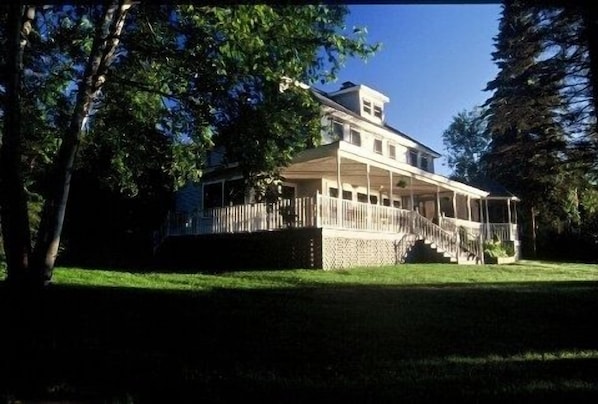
[373,105,382,119]
[420,155,429,171]
[409,150,418,167]
[363,99,372,115]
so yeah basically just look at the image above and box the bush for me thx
[483,235,513,258]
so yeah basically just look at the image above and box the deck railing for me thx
[441,217,517,242]
[157,195,504,263]
[165,197,316,236]
[317,194,412,233]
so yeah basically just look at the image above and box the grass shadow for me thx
[1,280,598,402]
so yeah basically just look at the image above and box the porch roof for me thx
[282,141,489,198]
[464,177,521,202]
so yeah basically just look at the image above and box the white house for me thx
[157,81,520,270]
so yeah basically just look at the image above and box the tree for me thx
[441,106,490,183]
[483,0,572,257]
[0,4,378,287]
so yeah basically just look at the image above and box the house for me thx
[155,81,520,270]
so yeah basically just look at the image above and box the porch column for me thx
[507,198,513,241]
[366,163,371,202]
[336,151,342,226]
[452,191,457,219]
[409,176,415,232]
[436,186,441,226]
[479,198,485,243]
[410,176,415,211]
[366,163,371,228]
[485,198,491,239]
[467,195,472,222]
[389,171,394,207]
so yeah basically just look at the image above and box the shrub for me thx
[483,236,511,258]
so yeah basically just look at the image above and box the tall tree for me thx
[0,4,378,286]
[0,4,36,284]
[483,0,571,257]
[441,106,490,183]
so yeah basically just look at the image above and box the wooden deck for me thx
[157,195,519,267]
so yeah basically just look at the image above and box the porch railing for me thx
[157,194,491,263]
[317,194,412,233]
[165,197,316,237]
[441,217,517,242]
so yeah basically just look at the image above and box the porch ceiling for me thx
[282,154,451,196]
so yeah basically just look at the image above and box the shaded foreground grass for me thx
[1,261,598,402]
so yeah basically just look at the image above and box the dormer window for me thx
[362,99,372,115]
[374,138,383,154]
[349,128,361,146]
[373,105,383,119]
[420,155,429,171]
[409,150,418,167]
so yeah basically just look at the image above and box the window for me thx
[332,120,344,140]
[224,179,245,206]
[349,128,361,146]
[374,139,383,154]
[383,199,401,208]
[420,155,429,171]
[357,193,368,203]
[373,105,383,119]
[369,195,378,205]
[329,187,338,198]
[203,182,223,209]
[280,185,295,200]
[363,99,372,115]
[388,144,396,160]
[409,150,418,167]
[342,190,352,200]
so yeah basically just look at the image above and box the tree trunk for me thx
[0,3,35,285]
[30,0,135,286]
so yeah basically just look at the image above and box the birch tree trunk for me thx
[30,0,135,286]
[0,3,35,285]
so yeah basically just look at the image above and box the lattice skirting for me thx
[158,228,414,271]
[322,230,406,270]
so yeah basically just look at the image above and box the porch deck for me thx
[162,194,516,243]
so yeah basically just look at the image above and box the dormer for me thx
[328,81,390,124]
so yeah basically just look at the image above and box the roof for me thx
[464,177,520,200]
[310,87,441,157]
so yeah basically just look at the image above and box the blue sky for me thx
[318,4,502,176]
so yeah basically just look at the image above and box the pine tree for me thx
[483,0,572,257]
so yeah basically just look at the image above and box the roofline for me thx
[311,87,441,157]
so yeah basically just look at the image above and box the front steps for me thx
[402,238,481,265]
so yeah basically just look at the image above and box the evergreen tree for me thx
[483,0,571,257]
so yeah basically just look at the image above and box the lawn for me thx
[1,260,598,403]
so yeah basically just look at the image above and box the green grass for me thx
[52,260,598,290]
[2,261,598,403]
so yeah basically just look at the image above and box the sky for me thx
[318,4,503,176]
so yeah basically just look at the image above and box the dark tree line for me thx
[443,0,598,260]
